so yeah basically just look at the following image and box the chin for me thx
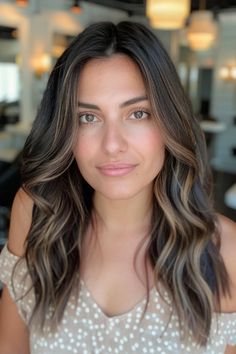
[95,183,152,202]
[100,190,137,201]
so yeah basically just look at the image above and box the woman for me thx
[0,21,235,354]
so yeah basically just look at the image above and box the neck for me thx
[92,191,153,239]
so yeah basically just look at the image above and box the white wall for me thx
[210,12,236,172]
[0,2,32,126]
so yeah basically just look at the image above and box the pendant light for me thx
[70,0,82,14]
[187,0,217,51]
[146,0,190,30]
[16,0,28,6]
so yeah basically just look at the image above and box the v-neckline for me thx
[80,279,157,321]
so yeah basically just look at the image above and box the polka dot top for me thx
[0,244,236,354]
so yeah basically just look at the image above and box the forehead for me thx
[77,54,147,98]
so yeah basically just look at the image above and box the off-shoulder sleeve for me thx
[0,243,34,324]
[226,313,236,346]
[211,312,236,347]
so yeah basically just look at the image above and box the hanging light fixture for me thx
[16,0,28,6]
[146,0,190,30]
[187,0,217,51]
[70,0,82,14]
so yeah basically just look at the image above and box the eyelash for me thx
[78,107,151,124]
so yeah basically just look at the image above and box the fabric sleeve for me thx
[0,243,34,324]
[227,313,236,345]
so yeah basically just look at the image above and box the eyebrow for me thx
[77,95,148,110]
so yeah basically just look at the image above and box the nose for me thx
[101,121,128,156]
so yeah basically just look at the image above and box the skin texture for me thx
[74,54,165,204]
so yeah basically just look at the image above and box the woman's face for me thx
[74,54,165,201]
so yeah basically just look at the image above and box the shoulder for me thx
[8,187,34,257]
[217,214,236,261]
[216,214,236,312]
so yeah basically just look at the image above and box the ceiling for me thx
[83,0,236,16]
[1,0,236,39]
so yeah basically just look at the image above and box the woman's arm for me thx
[0,188,33,354]
[217,215,236,354]
[0,286,30,354]
[218,214,236,313]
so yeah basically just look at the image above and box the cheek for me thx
[144,133,165,177]
[142,129,165,159]
[73,132,99,174]
[73,134,89,166]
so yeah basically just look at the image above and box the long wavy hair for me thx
[20,21,230,345]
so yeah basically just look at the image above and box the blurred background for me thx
[0,0,236,250]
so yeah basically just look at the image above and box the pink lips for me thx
[97,164,137,177]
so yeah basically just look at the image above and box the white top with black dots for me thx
[0,244,235,354]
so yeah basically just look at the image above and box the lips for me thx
[97,163,137,177]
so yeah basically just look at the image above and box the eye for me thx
[130,110,150,120]
[78,113,99,124]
